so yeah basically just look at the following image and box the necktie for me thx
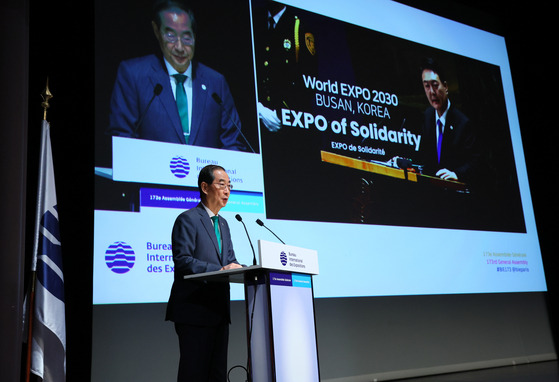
[211,216,222,256]
[436,119,443,164]
[173,74,190,144]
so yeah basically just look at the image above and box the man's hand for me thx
[436,168,458,180]
[220,263,243,271]
[258,102,281,132]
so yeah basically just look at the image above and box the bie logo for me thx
[280,251,288,266]
[105,241,135,274]
[170,156,190,178]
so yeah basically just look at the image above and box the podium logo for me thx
[170,156,190,178]
[105,241,135,274]
[279,251,288,266]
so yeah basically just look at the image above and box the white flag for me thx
[30,120,66,381]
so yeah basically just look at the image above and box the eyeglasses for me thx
[213,182,233,190]
[162,31,195,46]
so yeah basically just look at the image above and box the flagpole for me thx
[25,267,35,382]
[25,78,53,382]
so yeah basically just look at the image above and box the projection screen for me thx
[93,0,546,304]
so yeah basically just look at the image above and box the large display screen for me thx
[93,0,546,304]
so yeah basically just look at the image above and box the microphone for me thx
[236,214,257,265]
[256,219,285,244]
[212,92,256,153]
[134,83,163,137]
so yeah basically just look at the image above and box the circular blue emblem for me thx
[170,156,190,178]
[105,241,135,274]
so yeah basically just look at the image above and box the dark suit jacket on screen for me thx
[107,54,244,150]
[419,105,480,183]
[165,203,239,326]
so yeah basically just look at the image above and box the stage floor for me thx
[394,360,558,381]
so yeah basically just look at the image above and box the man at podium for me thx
[166,164,242,381]
[107,0,245,150]
[418,57,480,183]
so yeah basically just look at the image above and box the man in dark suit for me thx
[107,0,245,151]
[418,58,480,183]
[166,164,242,381]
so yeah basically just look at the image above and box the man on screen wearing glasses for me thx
[107,0,245,151]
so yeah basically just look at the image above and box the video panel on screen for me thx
[92,0,546,304]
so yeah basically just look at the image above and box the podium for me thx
[183,240,320,382]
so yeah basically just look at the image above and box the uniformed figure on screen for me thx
[254,1,318,132]
[106,0,246,151]
[417,57,480,183]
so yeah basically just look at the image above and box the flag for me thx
[29,120,66,381]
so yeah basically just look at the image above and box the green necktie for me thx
[173,74,190,144]
[211,215,222,255]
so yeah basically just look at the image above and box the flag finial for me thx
[41,77,53,120]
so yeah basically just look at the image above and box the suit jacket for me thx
[166,203,239,326]
[107,54,245,150]
[419,105,480,183]
[254,5,318,113]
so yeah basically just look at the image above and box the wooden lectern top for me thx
[320,150,468,192]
